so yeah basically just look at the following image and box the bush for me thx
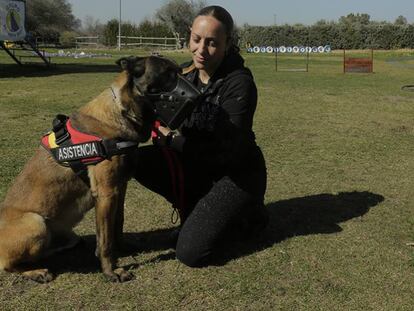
[239,23,414,50]
[59,31,78,48]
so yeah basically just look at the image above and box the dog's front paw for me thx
[104,268,134,283]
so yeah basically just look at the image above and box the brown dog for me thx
[0,56,180,282]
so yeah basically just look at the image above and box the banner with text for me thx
[0,0,26,41]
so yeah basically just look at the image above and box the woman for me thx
[135,5,268,267]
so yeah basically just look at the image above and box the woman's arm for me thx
[182,74,258,169]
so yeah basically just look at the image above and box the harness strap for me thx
[68,158,90,185]
[48,115,90,184]
[53,114,71,145]
[102,140,138,157]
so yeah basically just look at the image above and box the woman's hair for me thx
[195,5,240,54]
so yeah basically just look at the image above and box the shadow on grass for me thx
[212,190,384,265]
[0,63,119,78]
[266,190,384,237]
[34,227,178,276]
[36,190,384,276]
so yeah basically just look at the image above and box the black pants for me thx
[134,145,267,267]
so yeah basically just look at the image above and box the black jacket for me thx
[179,53,265,187]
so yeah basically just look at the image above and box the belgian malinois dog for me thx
[0,56,180,282]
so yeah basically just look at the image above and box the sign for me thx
[0,0,26,41]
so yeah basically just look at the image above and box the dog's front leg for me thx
[95,190,134,282]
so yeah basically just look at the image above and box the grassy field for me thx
[0,48,414,310]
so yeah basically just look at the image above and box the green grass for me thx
[1,48,414,310]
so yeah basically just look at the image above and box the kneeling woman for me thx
[135,5,268,267]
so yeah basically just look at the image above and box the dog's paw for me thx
[104,268,135,283]
[22,269,54,283]
[116,268,135,282]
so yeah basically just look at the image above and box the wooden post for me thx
[343,49,345,74]
[306,48,309,72]
[371,49,374,73]
[275,48,278,72]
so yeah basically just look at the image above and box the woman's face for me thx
[189,15,228,75]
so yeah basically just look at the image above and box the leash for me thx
[152,121,186,224]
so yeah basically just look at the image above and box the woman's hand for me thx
[152,125,174,147]
[152,124,185,151]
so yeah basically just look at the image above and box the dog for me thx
[0,56,180,283]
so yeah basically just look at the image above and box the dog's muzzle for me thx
[144,75,202,130]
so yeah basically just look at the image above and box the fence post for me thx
[343,49,345,74]
[371,49,374,73]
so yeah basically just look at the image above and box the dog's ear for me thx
[116,56,145,77]
[116,57,131,71]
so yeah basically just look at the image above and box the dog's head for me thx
[116,56,201,131]
[115,56,181,141]
[116,55,180,98]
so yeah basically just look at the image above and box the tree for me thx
[155,0,207,40]
[102,19,132,46]
[339,13,371,25]
[137,19,173,38]
[26,0,80,39]
[394,15,408,25]
[80,16,105,36]
[102,19,118,46]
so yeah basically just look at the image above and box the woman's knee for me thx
[175,234,212,268]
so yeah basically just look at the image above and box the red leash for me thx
[152,121,186,223]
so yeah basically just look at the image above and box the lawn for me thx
[0,48,414,310]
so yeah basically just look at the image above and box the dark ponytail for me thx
[195,5,240,55]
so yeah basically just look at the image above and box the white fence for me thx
[75,36,100,48]
[74,35,183,49]
[119,36,182,49]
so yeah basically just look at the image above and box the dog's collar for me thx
[110,82,144,104]
[109,86,121,105]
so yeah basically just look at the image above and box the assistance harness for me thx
[41,114,138,184]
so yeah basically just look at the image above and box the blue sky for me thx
[67,0,414,26]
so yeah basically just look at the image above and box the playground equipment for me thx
[0,0,52,66]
